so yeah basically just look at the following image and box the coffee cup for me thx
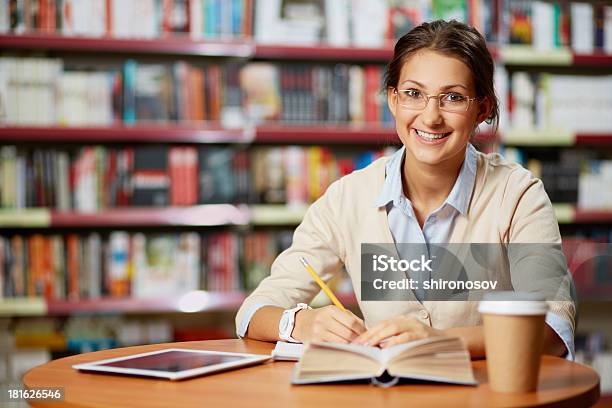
[478,292,548,393]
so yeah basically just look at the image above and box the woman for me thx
[236,20,574,359]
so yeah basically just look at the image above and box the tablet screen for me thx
[98,350,247,373]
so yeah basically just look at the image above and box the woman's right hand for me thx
[291,305,366,343]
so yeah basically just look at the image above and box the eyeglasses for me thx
[393,88,479,113]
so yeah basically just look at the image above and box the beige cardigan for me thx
[236,150,575,334]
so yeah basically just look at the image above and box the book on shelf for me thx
[503,0,612,53]
[198,147,236,204]
[571,2,594,54]
[562,236,612,298]
[292,336,476,386]
[169,146,198,206]
[0,0,253,39]
[240,62,392,125]
[0,144,395,210]
[0,56,243,127]
[507,71,612,133]
[131,145,170,207]
[1,55,400,128]
[131,233,200,298]
[252,0,495,47]
[432,0,467,23]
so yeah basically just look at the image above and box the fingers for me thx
[325,319,357,342]
[353,316,421,346]
[330,308,366,336]
[320,330,351,344]
[309,306,365,343]
[379,332,426,348]
[354,322,401,347]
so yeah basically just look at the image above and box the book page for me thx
[380,336,458,364]
[385,337,476,385]
[296,343,382,377]
[308,341,383,361]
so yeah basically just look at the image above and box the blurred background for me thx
[0,0,611,404]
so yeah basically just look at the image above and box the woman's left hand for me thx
[352,315,445,348]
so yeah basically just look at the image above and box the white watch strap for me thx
[279,303,311,343]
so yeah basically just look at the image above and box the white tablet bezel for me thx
[72,348,271,380]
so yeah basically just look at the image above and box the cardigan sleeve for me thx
[235,179,347,337]
[502,169,576,358]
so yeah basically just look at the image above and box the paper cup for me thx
[479,292,548,393]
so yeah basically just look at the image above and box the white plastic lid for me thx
[478,292,549,316]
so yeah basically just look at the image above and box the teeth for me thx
[416,129,449,139]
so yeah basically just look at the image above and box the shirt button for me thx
[419,309,429,320]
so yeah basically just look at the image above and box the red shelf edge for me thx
[573,52,612,66]
[255,44,394,61]
[575,134,612,145]
[0,126,252,143]
[255,124,399,144]
[3,34,612,68]
[0,125,572,145]
[573,209,612,223]
[50,205,251,227]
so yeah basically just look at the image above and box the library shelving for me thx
[0,125,396,145]
[3,33,612,67]
[0,206,251,228]
[2,126,611,146]
[1,204,611,228]
[502,130,612,147]
[0,291,358,317]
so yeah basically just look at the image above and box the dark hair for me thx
[384,20,499,134]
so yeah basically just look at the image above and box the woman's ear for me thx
[476,96,493,124]
[387,87,397,118]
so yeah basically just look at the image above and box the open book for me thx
[292,336,476,386]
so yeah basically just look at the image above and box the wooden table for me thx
[23,339,600,408]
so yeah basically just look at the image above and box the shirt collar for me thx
[373,143,477,216]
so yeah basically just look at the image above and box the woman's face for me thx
[387,49,491,168]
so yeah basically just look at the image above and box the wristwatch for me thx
[278,303,311,343]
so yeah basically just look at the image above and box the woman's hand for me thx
[352,315,445,348]
[292,305,366,343]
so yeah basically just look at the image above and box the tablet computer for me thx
[73,348,271,380]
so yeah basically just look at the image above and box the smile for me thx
[414,129,451,140]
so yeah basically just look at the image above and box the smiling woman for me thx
[236,20,575,362]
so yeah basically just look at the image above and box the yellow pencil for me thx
[299,257,346,312]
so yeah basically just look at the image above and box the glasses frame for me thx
[393,88,480,112]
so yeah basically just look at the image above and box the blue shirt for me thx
[374,144,574,360]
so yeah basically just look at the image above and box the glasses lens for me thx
[439,94,469,112]
[397,90,426,110]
